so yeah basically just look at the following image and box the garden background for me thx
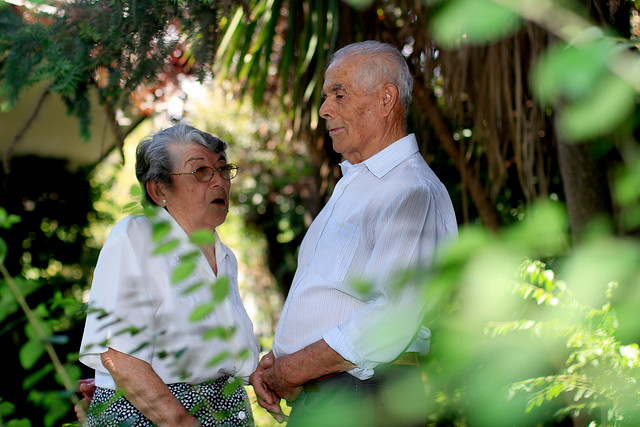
[1,0,640,425]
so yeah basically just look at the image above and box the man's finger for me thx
[256,396,283,414]
[269,410,289,424]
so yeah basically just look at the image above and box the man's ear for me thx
[146,180,168,206]
[381,83,399,117]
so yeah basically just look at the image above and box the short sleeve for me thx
[79,218,157,373]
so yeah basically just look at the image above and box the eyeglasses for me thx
[171,164,238,182]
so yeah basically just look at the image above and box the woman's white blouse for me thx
[79,208,259,389]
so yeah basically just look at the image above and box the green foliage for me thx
[430,0,523,46]
[215,0,339,134]
[420,202,640,426]
[0,0,231,138]
[431,0,640,143]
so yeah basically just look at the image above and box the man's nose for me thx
[319,99,333,119]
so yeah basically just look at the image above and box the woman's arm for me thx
[101,348,199,427]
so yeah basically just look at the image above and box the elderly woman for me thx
[79,124,259,426]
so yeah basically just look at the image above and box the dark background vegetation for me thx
[1,0,639,425]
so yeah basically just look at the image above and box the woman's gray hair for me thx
[135,123,228,205]
[329,40,413,109]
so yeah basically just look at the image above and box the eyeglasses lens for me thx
[194,167,215,182]
[193,166,237,182]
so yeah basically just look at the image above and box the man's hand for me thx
[249,352,289,423]
[262,340,356,404]
[75,378,96,423]
[262,354,304,403]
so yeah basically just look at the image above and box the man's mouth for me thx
[211,198,226,205]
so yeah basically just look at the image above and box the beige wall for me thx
[1,83,128,170]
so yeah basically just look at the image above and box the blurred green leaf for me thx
[341,0,374,11]
[532,40,610,105]
[189,301,216,322]
[152,221,172,241]
[0,207,21,229]
[23,364,54,389]
[206,351,231,367]
[152,239,179,255]
[203,326,236,341]
[0,237,6,264]
[212,276,230,303]
[19,339,45,370]
[430,0,522,47]
[189,229,216,245]
[503,201,569,257]
[171,259,196,283]
[181,281,205,295]
[0,399,16,416]
[559,75,636,141]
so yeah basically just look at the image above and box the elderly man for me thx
[250,40,458,426]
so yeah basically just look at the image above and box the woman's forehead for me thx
[174,143,225,164]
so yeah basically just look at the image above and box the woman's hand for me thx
[101,348,200,427]
[75,378,95,423]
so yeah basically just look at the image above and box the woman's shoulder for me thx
[106,214,153,243]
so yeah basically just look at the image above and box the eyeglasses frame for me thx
[170,164,239,182]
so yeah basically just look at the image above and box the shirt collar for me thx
[339,134,419,179]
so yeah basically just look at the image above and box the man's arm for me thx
[101,348,199,427]
[262,339,356,401]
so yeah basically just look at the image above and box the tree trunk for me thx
[557,141,615,241]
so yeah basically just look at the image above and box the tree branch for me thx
[3,86,52,175]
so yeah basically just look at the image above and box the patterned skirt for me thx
[86,375,254,426]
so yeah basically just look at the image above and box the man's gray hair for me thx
[329,40,413,109]
[135,123,228,205]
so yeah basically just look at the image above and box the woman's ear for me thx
[146,180,168,206]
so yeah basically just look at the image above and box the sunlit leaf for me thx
[430,0,522,47]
